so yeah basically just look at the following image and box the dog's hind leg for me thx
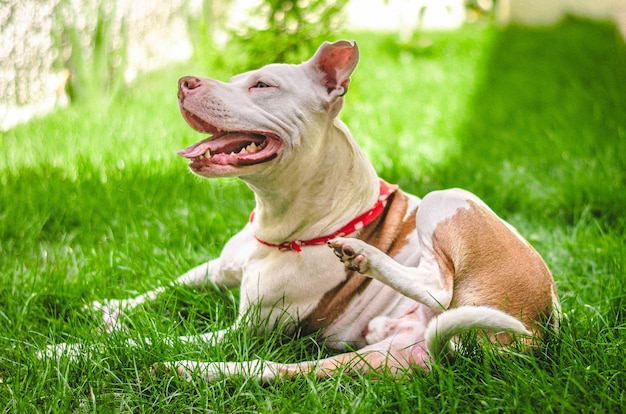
[328,189,493,312]
[157,327,429,382]
[329,237,452,312]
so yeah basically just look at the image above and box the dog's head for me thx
[177,40,359,179]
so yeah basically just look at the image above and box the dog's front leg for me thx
[39,260,231,359]
[41,229,254,360]
[89,258,234,334]
[39,318,238,361]
[90,227,255,331]
[165,320,240,348]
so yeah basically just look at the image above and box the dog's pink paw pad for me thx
[99,305,124,335]
[328,239,369,273]
[350,255,369,272]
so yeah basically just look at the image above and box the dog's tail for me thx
[424,305,531,362]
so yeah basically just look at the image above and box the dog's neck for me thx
[244,119,380,244]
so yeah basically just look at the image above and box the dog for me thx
[43,40,560,381]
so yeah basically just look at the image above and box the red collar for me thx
[250,179,398,252]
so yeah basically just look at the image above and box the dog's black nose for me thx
[178,76,202,100]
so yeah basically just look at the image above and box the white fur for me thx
[424,306,531,359]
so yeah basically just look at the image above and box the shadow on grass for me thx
[428,18,626,228]
[0,163,251,246]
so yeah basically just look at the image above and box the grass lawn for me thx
[2,18,626,412]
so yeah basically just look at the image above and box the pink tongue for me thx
[177,137,212,159]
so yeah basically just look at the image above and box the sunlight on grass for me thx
[0,62,207,182]
[344,28,495,184]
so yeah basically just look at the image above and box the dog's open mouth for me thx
[177,110,281,168]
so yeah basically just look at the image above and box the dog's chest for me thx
[238,245,349,314]
[235,189,423,342]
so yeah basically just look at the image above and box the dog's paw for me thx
[99,304,126,335]
[328,238,370,273]
[85,300,127,335]
[362,316,394,344]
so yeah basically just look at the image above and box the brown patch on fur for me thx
[388,203,417,258]
[300,190,417,334]
[432,200,558,337]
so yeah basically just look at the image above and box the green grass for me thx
[2,18,626,412]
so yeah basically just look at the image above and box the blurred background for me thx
[1,0,625,131]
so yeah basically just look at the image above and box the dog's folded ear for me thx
[307,40,359,99]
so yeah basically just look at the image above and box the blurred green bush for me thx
[190,0,349,72]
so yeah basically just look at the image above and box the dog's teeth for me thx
[233,143,260,156]
[204,149,211,158]
[239,143,258,154]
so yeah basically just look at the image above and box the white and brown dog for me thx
[45,40,560,381]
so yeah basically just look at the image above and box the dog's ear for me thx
[307,40,359,99]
